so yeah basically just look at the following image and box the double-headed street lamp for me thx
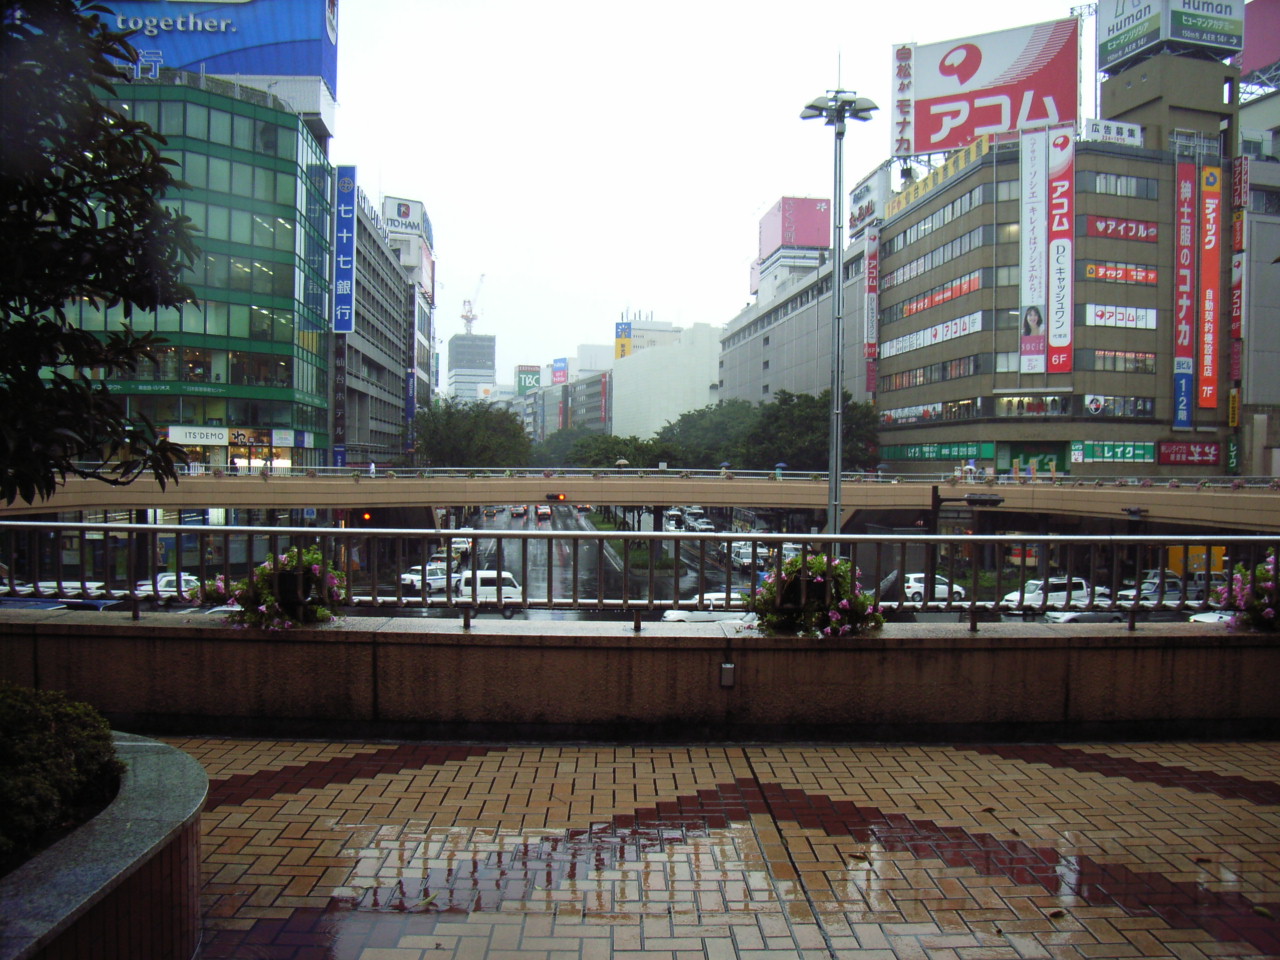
[801,91,877,538]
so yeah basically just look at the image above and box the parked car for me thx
[0,578,35,597]
[133,573,201,598]
[400,563,452,594]
[1116,579,1185,604]
[661,592,755,623]
[1002,577,1109,608]
[1044,607,1188,624]
[1187,570,1227,601]
[902,573,966,602]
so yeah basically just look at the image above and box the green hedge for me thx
[0,684,123,872]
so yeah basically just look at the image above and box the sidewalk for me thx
[168,737,1280,960]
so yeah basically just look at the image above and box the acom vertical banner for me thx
[1019,128,1048,374]
[1199,166,1222,409]
[864,225,880,393]
[1046,126,1074,373]
[1172,161,1197,429]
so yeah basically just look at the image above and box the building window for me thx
[762,384,770,395]
[762,360,769,370]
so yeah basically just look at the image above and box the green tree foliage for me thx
[565,433,682,470]
[529,425,597,469]
[0,683,122,868]
[654,398,759,469]
[740,391,879,472]
[412,397,530,467]
[0,0,199,504]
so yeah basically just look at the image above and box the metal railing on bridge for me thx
[1,519,1273,632]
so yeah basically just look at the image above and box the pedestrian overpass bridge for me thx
[3,472,1278,532]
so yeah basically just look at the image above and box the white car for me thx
[1002,577,1109,608]
[729,544,761,570]
[400,563,452,594]
[133,573,201,598]
[690,518,716,533]
[902,573,966,602]
[36,580,106,598]
[662,592,756,623]
[1116,580,1184,604]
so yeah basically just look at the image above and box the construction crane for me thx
[460,274,485,334]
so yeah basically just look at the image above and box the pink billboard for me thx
[892,18,1078,157]
[758,197,830,260]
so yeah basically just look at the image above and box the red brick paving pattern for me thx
[170,739,1280,959]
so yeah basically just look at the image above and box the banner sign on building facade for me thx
[516,365,541,396]
[864,225,880,393]
[892,18,1078,158]
[333,166,356,334]
[614,321,632,360]
[107,0,339,94]
[1019,128,1047,374]
[552,358,568,385]
[1172,161,1197,429]
[1046,127,1074,373]
[1198,165,1221,408]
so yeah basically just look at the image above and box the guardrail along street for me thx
[1,518,1272,629]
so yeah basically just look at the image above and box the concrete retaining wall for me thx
[1,611,1277,740]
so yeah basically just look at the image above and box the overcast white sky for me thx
[330,1,1097,382]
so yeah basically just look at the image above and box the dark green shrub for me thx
[0,684,123,871]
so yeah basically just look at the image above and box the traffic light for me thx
[546,493,566,501]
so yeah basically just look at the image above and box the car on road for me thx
[535,503,552,520]
[452,570,523,617]
[1002,577,1109,608]
[400,563,452,594]
[510,504,528,518]
[661,592,756,623]
[1043,607,1188,624]
[902,573,966,602]
[690,518,716,533]
[133,572,201,598]
[728,543,761,571]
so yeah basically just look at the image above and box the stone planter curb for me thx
[0,733,207,960]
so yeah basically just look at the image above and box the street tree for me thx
[742,390,879,472]
[412,398,530,467]
[0,0,199,504]
[654,398,759,469]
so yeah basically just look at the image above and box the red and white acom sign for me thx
[892,18,1078,157]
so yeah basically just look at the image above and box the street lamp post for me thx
[801,91,877,540]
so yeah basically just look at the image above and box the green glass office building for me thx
[74,75,333,470]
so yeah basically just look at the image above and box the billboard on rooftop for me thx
[891,18,1078,158]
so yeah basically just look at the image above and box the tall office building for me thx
[447,333,496,400]
[87,74,333,470]
[79,0,340,469]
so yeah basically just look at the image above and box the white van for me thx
[452,570,523,617]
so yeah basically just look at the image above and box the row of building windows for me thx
[878,394,1157,426]
[879,349,1158,393]
[114,98,298,162]
[123,395,323,432]
[723,275,831,349]
[162,149,296,207]
[171,197,297,253]
[882,183,986,255]
[882,225,989,290]
[189,251,295,298]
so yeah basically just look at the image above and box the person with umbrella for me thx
[774,462,787,481]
